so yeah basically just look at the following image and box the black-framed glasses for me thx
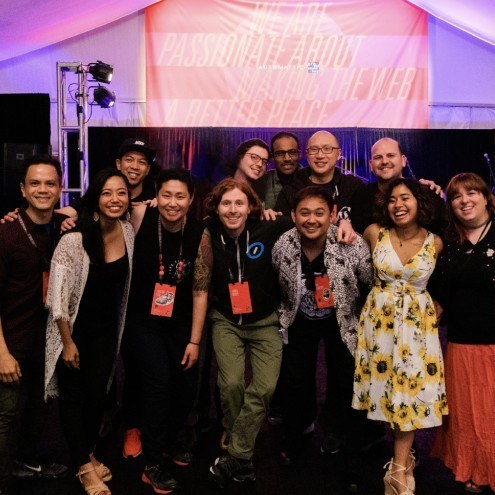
[306,145,340,155]
[245,153,268,167]
[273,149,300,159]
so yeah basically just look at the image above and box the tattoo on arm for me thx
[193,229,213,292]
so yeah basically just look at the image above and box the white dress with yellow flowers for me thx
[352,228,447,431]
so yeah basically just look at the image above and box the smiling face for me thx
[272,136,300,176]
[387,183,419,227]
[98,176,129,222]
[292,196,334,244]
[306,131,341,183]
[116,151,150,189]
[157,179,193,228]
[235,145,269,182]
[217,187,251,237]
[450,185,489,227]
[370,138,406,184]
[20,164,62,217]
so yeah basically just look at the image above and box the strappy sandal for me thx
[383,459,414,495]
[406,449,416,492]
[76,466,111,495]
[93,462,112,482]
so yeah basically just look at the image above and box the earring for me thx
[125,211,131,221]
[93,211,100,222]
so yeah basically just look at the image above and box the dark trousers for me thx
[57,322,116,467]
[281,313,367,453]
[120,330,141,429]
[125,318,198,465]
[0,346,47,483]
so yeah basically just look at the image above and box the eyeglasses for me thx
[245,153,268,167]
[273,149,300,159]
[306,146,340,155]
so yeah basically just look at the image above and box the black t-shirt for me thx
[298,251,333,320]
[126,207,205,328]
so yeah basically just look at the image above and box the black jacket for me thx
[274,167,365,220]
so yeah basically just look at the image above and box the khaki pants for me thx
[210,309,282,460]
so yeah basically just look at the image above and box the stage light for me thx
[93,86,116,108]
[88,60,113,83]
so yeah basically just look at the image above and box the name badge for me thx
[42,271,50,304]
[151,283,176,317]
[228,282,253,314]
[314,274,335,309]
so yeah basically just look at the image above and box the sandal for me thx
[383,459,414,495]
[465,481,485,493]
[76,466,111,495]
[93,462,112,482]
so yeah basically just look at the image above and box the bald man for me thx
[275,131,365,222]
[351,137,446,234]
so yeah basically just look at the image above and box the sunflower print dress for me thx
[352,228,447,431]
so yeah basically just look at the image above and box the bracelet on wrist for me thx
[189,341,200,346]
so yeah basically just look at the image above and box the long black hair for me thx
[76,168,131,264]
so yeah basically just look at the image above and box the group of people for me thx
[0,131,493,495]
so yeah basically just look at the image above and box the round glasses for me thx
[245,153,268,167]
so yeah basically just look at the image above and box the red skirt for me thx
[431,342,495,490]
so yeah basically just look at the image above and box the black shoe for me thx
[142,464,179,494]
[13,459,68,479]
[267,408,283,426]
[209,453,255,488]
[163,443,193,467]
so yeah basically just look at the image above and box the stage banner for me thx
[146,0,428,128]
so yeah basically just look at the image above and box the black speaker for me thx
[0,142,51,213]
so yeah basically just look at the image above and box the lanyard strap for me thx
[157,216,185,284]
[221,230,249,283]
[17,214,52,270]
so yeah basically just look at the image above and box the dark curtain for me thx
[88,127,495,189]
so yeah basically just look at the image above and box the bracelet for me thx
[189,341,200,346]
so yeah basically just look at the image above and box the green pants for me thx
[210,309,282,460]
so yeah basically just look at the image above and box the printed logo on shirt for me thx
[246,242,264,260]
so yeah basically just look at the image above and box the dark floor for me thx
[10,338,494,495]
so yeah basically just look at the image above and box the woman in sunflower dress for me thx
[352,178,447,495]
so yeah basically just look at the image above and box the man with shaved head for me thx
[275,131,365,225]
[351,137,445,234]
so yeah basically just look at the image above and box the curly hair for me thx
[374,178,435,229]
[204,178,262,220]
[444,173,495,242]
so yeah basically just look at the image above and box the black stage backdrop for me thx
[89,127,495,191]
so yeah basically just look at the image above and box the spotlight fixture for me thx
[88,60,113,83]
[93,86,116,108]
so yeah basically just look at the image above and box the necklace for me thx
[464,216,491,230]
[396,228,421,247]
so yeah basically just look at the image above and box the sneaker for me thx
[233,459,255,483]
[13,459,68,479]
[142,464,179,494]
[320,433,343,455]
[163,444,193,467]
[123,428,143,458]
[209,453,254,488]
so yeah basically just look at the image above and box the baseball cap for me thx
[117,138,156,164]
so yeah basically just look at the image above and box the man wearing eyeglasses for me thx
[274,131,365,230]
[253,132,302,210]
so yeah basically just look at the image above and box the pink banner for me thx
[146,0,428,128]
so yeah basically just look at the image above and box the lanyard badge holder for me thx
[150,217,185,317]
[222,233,253,315]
